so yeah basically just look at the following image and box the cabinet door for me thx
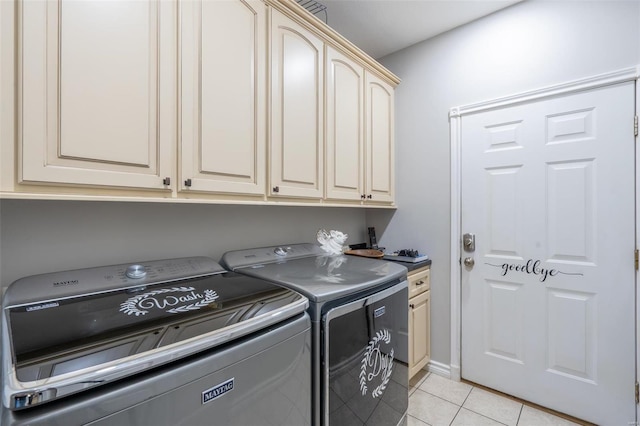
[409,290,431,378]
[20,0,175,190]
[270,10,324,199]
[325,47,364,202]
[180,0,266,195]
[364,72,394,203]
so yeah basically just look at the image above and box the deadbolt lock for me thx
[463,233,475,252]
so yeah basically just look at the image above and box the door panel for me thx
[270,10,324,198]
[180,0,266,195]
[364,72,394,203]
[546,289,596,382]
[325,47,364,201]
[484,280,524,363]
[20,0,174,189]
[461,82,636,425]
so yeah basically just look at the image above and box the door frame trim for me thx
[448,66,640,383]
[636,76,640,421]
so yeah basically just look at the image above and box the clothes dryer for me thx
[221,243,409,426]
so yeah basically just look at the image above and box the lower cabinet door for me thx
[409,289,430,378]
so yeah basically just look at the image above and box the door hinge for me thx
[635,249,639,271]
[635,381,639,404]
[635,115,638,137]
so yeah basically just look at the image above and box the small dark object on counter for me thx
[349,243,368,250]
[397,249,419,258]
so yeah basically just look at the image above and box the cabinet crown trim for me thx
[266,0,400,86]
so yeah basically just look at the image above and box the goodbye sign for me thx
[485,259,582,282]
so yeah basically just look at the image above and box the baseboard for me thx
[450,363,461,381]
[427,360,451,378]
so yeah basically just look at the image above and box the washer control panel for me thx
[125,264,147,279]
[4,257,226,307]
[221,243,326,270]
[274,247,289,257]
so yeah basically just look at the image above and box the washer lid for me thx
[2,258,308,410]
[226,253,408,302]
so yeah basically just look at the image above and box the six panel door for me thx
[460,82,636,425]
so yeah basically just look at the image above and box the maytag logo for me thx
[202,378,234,405]
[26,302,59,312]
[53,279,79,287]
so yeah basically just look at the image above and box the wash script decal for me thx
[485,259,583,282]
[120,286,219,316]
[360,329,394,399]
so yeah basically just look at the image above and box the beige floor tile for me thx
[407,414,430,426]
[517,405,581,426]
[409,389,460,426]
[463,388,522,426]
[452,408,506,426]
[419,373,473,406]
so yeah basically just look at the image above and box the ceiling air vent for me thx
[296,0,328,23]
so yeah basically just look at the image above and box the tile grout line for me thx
[448,405,464,426]
[515,404,523,426]
[462,407,512,426]
[460,386,510,426]
[463,379,590,425]
[458,386,516,426]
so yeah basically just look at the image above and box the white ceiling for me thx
[307,0,522,59]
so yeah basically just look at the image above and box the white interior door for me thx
[460,81,636,425]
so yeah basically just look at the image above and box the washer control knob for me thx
[125,264,147,279]
[274,247,288,256]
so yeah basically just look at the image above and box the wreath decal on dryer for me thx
[120,286,219,316]
[359,329,394,399]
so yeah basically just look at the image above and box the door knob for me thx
[463,257,475,267]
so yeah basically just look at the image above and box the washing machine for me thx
[1,257,311,425]
[221,243,409,426]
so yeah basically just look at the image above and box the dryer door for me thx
[323,281,408,426]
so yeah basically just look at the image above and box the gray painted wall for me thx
[368,0,640,369]
[1,0,639,377]
[0,200,367,287]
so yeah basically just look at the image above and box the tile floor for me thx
[408,371,582,426]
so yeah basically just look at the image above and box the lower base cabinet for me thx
[408,265,431,379]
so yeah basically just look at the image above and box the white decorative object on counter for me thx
[316,229,348,255]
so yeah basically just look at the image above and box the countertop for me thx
[383,258,431,272]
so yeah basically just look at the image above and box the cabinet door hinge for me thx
[635,249,639,271]
[635,381,639,404]
[635,115,638,137]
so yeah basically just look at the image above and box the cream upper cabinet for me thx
[325,47,365,202]
[365,72,395,204]
[180,0,266,195]
[325,49,395,205]
[19,0,175,190]
[7,0,398,205]
[270,9,324,199]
